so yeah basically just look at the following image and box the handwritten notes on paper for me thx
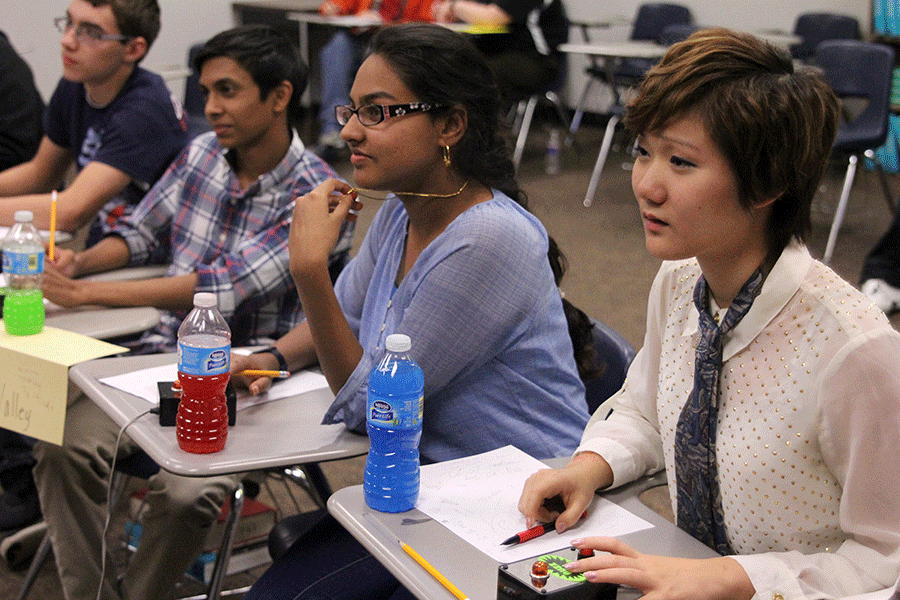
[416,445,654,563]
[0,326,126,445]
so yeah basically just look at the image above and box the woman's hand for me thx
[565,537,755,600]
[518,453,611,532]
[289,178,362,282]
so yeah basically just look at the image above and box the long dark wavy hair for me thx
[367,23,600,381]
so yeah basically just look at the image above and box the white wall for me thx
[0,0,873,106]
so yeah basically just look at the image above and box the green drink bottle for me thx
[2,210,45,336]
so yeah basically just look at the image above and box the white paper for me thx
[416,445,654,563]
[98,362,329,409]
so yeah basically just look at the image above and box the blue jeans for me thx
[318,30,366,139]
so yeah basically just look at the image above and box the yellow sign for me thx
[0,325,126,445]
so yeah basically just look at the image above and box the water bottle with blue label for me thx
[364,333,424,512]
[3,210,45,335]
[176,292,231,453]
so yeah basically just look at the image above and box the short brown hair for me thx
[88,0,161,49]
[624,28,840,256]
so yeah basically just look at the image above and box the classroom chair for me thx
[567,2,692,144]
[584,318,636,416]
[790,12,860,62]
[816,40,896,264]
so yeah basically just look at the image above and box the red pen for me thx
[500,511,588,546]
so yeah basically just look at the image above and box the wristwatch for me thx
[252,346,288,373]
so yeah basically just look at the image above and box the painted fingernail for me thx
[569,538,584,546]
[564,562,577,571]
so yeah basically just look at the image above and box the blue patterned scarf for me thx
[674,268,764,555]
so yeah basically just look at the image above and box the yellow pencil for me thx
[49,190,57,261]
[364,512,469,600]
[236,370,290,378]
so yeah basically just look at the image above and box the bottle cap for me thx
[193,292,217,308]
[385,333,411,352]
[13,210,33,223]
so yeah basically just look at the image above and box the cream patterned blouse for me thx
[578,243,900,600]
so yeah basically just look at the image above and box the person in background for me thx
[0,0,186,541]
[518,28,900,600]
[0,28,45,537]
[236,22,591,599]
[859,205,900,313]
[0,0,187,240]
[32,25,354,600]
[313,0,434,161]
[431,0,567,108]
[0,31,44,172]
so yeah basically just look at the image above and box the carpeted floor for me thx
[2,118,897,599]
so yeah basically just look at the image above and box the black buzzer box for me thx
[497,548,617,600]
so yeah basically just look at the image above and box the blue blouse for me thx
[323,190,589,462]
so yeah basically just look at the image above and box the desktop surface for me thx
[329,471,718,600]
[70,353,369,477]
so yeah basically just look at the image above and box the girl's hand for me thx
[289,179,362,281]
[518,454,609,532]
[565,537,754,600]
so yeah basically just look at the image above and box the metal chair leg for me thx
[512,96,539,170]
[823,153,859,264]
[15,532,52,600]
[583,113,621,207]
[205,483,245,600]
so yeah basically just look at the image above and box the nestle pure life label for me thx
[178,343,230,376]
[367,394,423,429]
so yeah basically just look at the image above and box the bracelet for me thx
[252,346,288,373]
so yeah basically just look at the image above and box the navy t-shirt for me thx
[44,67,189,247]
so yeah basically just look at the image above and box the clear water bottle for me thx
[2,210,45,336]
[544,127,562,176]
[364,334,424,513]
[176,292,231,454]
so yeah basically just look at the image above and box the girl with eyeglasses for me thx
[234,21,595,599]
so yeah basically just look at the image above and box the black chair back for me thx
[791,12,860,61]
[584,319,636,415]
[630,3,693,43]
[816,40,895,152]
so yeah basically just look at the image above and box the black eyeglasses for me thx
[54,16,133,44]
[335,102,446,127]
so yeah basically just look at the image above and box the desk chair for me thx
[509,0,571,171]
[585,318,636,416]
[511,70,571,171]
[568,3,692,144]
[184,43,212,139]
[790,12,860,62]
[816,40,896,264]
[16,452,160,600]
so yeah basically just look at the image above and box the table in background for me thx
[329,468,718,600]
[558,41,668,208]
[70,353,369,599]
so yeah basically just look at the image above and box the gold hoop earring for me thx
[443,145,452,167]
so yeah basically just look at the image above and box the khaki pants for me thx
[33,391,238,600]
